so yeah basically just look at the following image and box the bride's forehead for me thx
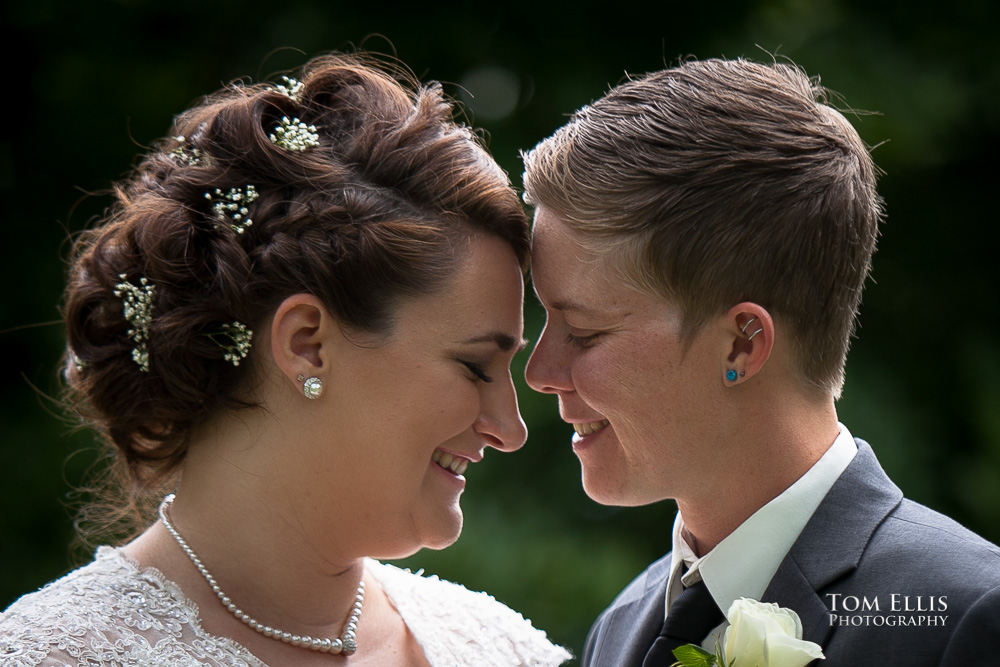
[388,242,523,332]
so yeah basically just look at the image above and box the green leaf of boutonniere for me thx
[671,643,718,667]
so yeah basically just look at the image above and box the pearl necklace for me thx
[158,494,365,654]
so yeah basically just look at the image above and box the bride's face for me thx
[294,234,527,558]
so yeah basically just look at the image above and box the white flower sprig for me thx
[270,116,320,151]
[69,350,87,372]
[207,321,254,366]
[113,274,156,372]
[170,135,201,166]
[671,598,824,667]
[205,185,259,234]
[272,76,304,101]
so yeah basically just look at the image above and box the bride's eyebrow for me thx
[462,332,529,352]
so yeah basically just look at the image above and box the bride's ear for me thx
[721,302,774,385]
[270,294,337,389]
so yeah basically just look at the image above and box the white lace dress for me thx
[0,547,572,666]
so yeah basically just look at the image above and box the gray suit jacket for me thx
[581,440,1000,666]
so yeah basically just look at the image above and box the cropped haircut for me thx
[523,58,883,397]
[63,53,528,532]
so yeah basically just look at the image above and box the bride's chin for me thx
[422,517,464,552]
[421,533,460,552]
[420,505,465,552]
[371,512,464,559]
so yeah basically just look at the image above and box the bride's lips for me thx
[431,449,472,477]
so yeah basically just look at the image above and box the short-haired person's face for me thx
[281,234,528,559]
[526,208,729,506]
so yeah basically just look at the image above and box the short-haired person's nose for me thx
[474,380,528,452]
[524,325,572,395]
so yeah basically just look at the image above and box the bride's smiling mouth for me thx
[432,449,470,476]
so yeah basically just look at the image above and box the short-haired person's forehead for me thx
[530,206,658,322]
[530,207,605,310]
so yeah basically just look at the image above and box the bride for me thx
[0,54,570,666]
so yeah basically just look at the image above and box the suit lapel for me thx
[765,553,837,648]
[762,440,903,650]
[590,554,673,667]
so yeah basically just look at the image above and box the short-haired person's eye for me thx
[565,332,602,348]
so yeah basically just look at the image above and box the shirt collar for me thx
[668,422,858,616]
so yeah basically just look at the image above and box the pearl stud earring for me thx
[297,374,323,400]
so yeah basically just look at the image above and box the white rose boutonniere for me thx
[671,598,825,667]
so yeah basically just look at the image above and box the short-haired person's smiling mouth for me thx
[573,419,609,440]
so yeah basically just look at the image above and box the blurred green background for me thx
[2,0,999,660]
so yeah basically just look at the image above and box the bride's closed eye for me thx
[461,360,494,383]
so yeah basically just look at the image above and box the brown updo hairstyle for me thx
[63,53,529,542]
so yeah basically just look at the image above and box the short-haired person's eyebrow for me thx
[463,332,529,352]
[530,281,604,315]
[534,290,631,323]
[546,296,618,317]
[549,299,597,313]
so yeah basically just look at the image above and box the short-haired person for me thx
[0,54,571,666]
[522,58,1000,666]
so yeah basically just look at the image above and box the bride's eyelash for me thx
[566,332,601,347]
[461,361,494,383]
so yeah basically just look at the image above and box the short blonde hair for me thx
[523,58,883,397]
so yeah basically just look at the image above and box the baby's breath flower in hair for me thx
[170,135,201,166]
[113,274,155,372]
[272,76,304,101]
[205,185,258,234]
[206,321,254,367]
[270,117,320,151]
[69,350,87,372]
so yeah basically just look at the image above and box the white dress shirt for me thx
[665,422,859,649]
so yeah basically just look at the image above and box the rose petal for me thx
[764,632,826,667]
[724,598,824,666]
[724,607,768,664]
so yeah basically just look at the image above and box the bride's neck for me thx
[126,412,367,630]
[124,492,367,631]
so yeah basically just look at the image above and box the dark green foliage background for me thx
[2,0,998,659]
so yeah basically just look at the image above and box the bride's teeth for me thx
[432,450,469,475]
[574,420,609,437]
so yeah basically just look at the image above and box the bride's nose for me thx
[474,377,527,452]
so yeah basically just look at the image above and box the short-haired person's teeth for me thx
[431,450,469,475]
[574,420,609,437]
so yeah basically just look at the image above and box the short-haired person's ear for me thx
[270,294,336,396]
[722,302,774,385]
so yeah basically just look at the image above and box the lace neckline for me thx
[3,546,570,666]
[107,546,404,665]
[101,546,264,663]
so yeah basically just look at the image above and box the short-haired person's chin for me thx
[581,473,651,508]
